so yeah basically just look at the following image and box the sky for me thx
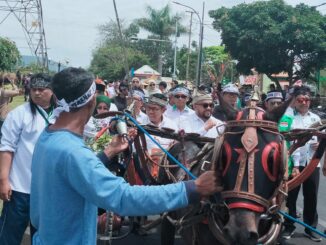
[0,0,325,68]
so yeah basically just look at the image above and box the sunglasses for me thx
[270,101,282,106]
[145,105,161,112]
[174,95,187,99]
[132,80,139,83]
[149,84,156,86]
[97,106,109,110]
[197,103,214,109]
[296,98,311,104]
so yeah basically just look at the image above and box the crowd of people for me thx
[0,67,325,244]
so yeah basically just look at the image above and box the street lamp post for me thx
[173,19,178,80]
[173,1,205,88]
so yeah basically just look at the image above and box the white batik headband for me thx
[53,82,96,118]
[172,87,190,97]
[132,90,145,101]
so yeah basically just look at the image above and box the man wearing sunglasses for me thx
[185,92,224,138]
[113,82,129,112]
[213,83,239,121]
[282,86,323,242]
[264,91,283,112]
[164,86,195,130]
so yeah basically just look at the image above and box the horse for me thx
[157,96,292,245]
[94,106,326,244]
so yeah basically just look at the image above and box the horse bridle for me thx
[215,108,288,213]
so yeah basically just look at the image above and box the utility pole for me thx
[186,11,193,82]
[112,0,130,80]
[172,1,205,88]
[173,20,178,80]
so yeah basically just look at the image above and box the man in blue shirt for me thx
[30,67,220,245]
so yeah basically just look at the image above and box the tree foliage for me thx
[0,37,20,71]
[90,42,150,81]
[201,46,235,85]
[136,5,187,39]
[130,35,174,77]
[209,0,326,87]
[90,21,151,80]
[136,4,187,75]
[98,20,139,44]
[176,44,198,81]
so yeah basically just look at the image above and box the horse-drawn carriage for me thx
[92,97,326,245]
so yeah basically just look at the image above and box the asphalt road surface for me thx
[21,171,326,245]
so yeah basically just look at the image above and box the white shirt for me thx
[110,103,118,111]
[183,114,224,138]
[291,111,321,167]
[142,115,178,153]
[136,110,147,124]
[84,103,119,139]
[0,103,55,194]
[107,86,116,98]
[164,105,195,131]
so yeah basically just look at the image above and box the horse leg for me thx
[161,216,176,245]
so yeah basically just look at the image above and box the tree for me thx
[209,0,326,89]
[136,4,187,74]
[98,20,139,44]
[202,46,234,85]
[176,45,197,81]
[89,42,150,81]
[0,37,20,71]
[130,35,174,77]
[90,21,151,80]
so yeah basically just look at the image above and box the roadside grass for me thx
[9,95,25,110]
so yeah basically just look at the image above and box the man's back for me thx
[31,129,99,244]
[31,128,190,245]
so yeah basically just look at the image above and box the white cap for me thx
[265,91,283,101]
[222,83,239,95]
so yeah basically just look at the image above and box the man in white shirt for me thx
[282,86,322,242]
[164,86,195,130]
[185,92,224,138]
[141,93,177,178]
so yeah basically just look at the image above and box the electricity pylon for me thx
[0,0,48,70]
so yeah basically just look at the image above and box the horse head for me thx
[215,93,291,245]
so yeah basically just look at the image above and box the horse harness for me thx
[213,107,289,215]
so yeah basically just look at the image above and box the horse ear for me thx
[263,97,293,122]
[217,91,238,121]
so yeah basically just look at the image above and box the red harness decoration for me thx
[261,142,281,182]
[228,202,265,213]
[222,141,232,177]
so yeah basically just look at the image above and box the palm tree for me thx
[136,5,187,74]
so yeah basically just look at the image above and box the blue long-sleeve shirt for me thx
[31,128,198,245]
